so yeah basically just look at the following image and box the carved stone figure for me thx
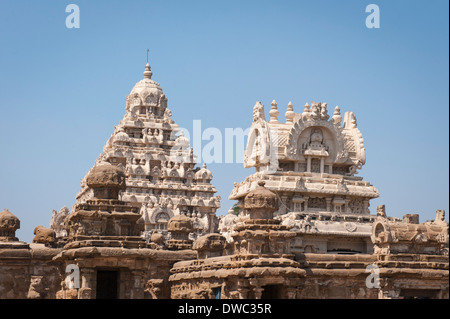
[32,226,56,246]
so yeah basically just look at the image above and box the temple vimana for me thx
[0,62,448,299]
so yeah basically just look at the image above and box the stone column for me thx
[306,157,311,172]
[130,270,146,299]
[320,158,325,174]
[344,199,351,214]
[79,268,95,299]
[249,279,262,299]
[280,195,288,214]
[253,287,263,299]
[286,287,297,299]
[237,280,249,299]
[81,268,94,289]
[328,164,333,174]
[208,212,216,233]
[326,198,332,212]
[363,199,370,215]
[304,197,309,212]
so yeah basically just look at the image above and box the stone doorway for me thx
[96,270,119,299]
[261,285,282,299]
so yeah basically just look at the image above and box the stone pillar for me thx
[249,279,262,299]
[253,287,263,299]
[131,270,145,299]
[237,280,249,299]
[304,197,309,212]
[208,212,216,233]
[326,198,332,212]
[280,195,288,214]
[320,158,325,174]
[328,164,333,174]
[81,268,95,290]
[306,157,311,172]
[344,199,351,214]
[286,287,297,299]
[79,268,95,299]
[363,199,370,215]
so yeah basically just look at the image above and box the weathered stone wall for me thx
[0,243,61,299]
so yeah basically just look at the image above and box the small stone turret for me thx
[64,161,144,248]
[243,181,278,219]
[86,161,126,200]
[0,209,20,242]
[167,214,194,250]
[232,181,296,257]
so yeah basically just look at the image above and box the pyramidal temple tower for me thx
[75,62,221,240]
[228,101,382,255]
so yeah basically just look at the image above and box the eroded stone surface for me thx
[0,64,448,300]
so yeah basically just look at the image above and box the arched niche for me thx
[285,118,347,164]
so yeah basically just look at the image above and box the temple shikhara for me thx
[0,62,448,299]
[228,100,380,255]
[76,62,220,241]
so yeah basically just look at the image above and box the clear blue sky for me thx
[0,0,448,243]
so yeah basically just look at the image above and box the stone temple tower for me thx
[74,62,221,241]
[228,100,385,255]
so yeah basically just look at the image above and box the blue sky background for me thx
[0,0,448,243]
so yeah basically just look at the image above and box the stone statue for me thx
[50,206,69,238]
[376,205,386,218]
[33,226,56,247]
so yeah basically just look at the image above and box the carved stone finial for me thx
[269,100,279,123]
[143,62,152,79]
[376,204,386,218]
[302,103,311,121]
[285,101,295,123]
[0,209,20,241]
[320,102,329,120]
[435,209,446,225]
[332,105,342,125]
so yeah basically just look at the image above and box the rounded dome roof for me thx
[128,63,165,103]
[167,214,193,233]
[244,181,278,211]
[114,130,130,142]
[0,209,20,230]
[174,131,190,148]
[86,161,126,190]
[195,163,213,180]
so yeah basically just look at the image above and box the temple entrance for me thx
[261,285,282,299]
[400,289,439,299]
[96,270,119,299]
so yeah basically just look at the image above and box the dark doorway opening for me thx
[400,289,439,299]
[96,270,118,299]
[261,285,282,299]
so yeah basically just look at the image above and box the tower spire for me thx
[143,49,152,79]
